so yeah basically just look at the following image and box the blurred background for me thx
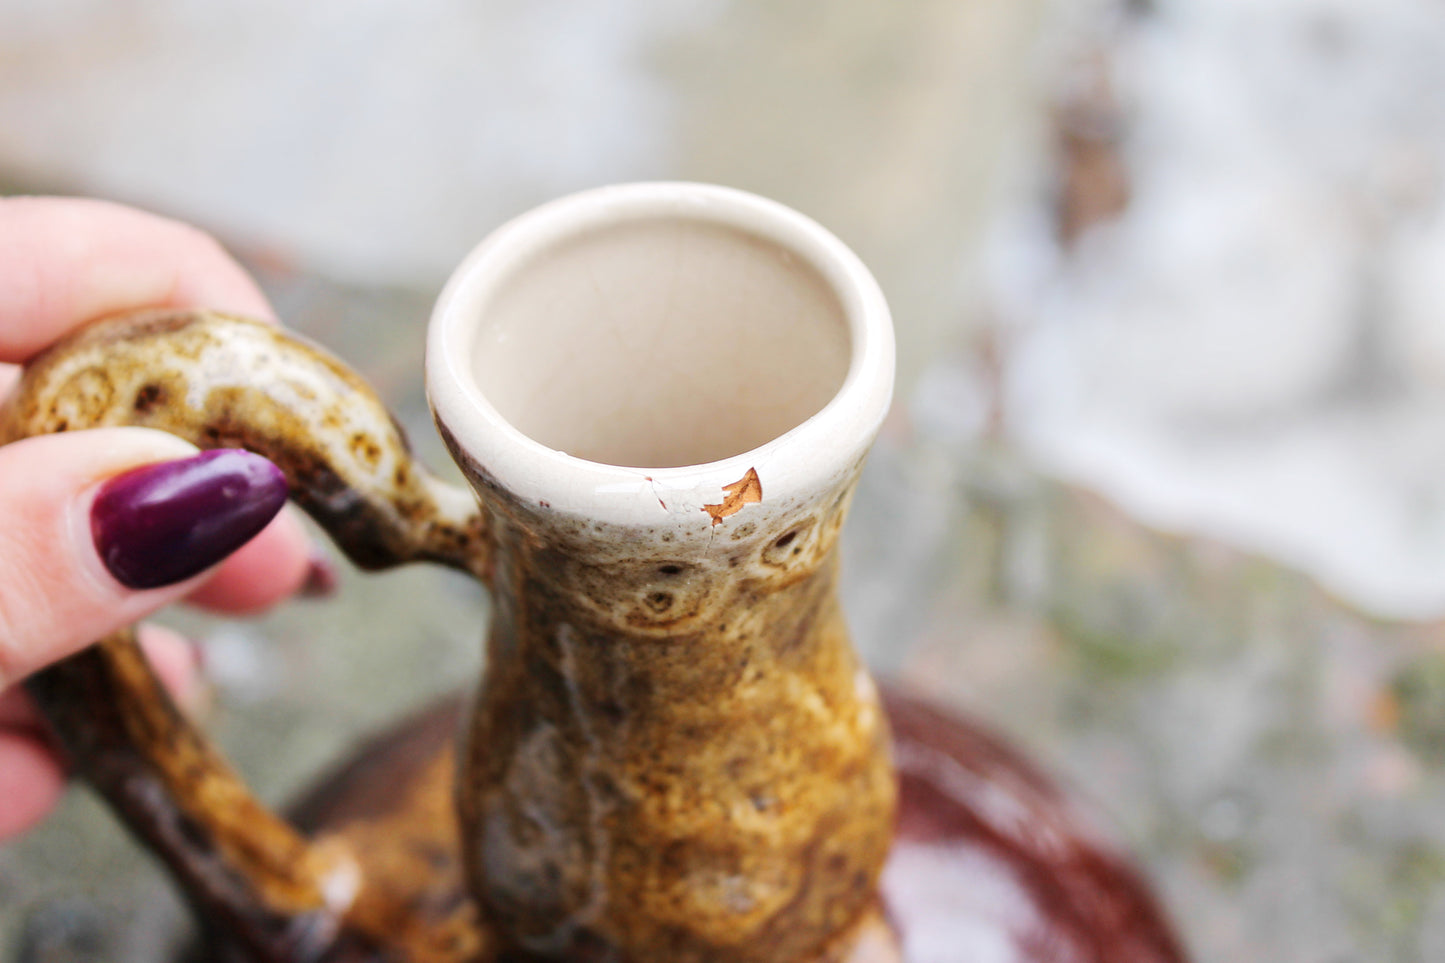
[4,0,1445,959]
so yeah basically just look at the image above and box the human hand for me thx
[0,197,320,839]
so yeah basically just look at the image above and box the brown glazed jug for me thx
[4,184,1187,963]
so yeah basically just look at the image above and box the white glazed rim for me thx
[426,182,894,529]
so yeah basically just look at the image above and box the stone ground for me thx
[6,1,1445,961]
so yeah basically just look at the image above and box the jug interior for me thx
[467,217,851,468]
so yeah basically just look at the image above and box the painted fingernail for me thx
[300,546,340,598]
[91,450,289,590]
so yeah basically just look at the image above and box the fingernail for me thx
[91,449,289,590]
[300,545,340,598]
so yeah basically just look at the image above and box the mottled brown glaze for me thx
[4,308,1185,963]
[0,308,488,578]
[26,628,356,962]
[2,309,489,961]
[443,459,898,963]
[256,686,1186,963]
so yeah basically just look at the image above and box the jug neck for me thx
[455,471,897,962]
[426,181,900,960]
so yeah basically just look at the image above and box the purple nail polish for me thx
[91,449,289,590]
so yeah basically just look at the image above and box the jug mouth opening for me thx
[428,183,893,523]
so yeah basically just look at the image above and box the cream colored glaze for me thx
[470,216,850,468]
[427,182,895,546]
[5,183,905,963]
[430,183,900,961]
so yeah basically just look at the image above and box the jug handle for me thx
[2,308,491,961]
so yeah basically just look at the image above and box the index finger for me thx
[0,196,276,363]
[0,197,314,615]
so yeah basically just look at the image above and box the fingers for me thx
[0,428,288,691]
[0,733,63,838]
[0,198,321,617]
[135,623,206,708]
[185,508,316,615]
[0,196,276,363]
[0,623,203,840]
[0,623,204,729]
[0,197,332,618]
[0,687,35,727]
[0,197,322,841]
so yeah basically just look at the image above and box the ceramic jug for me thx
[4,183,1187,963]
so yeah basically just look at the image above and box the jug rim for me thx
[426,181,894,530]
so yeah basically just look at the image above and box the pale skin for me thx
[0,197,315,839]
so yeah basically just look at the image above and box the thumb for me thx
[0,427,288,690]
